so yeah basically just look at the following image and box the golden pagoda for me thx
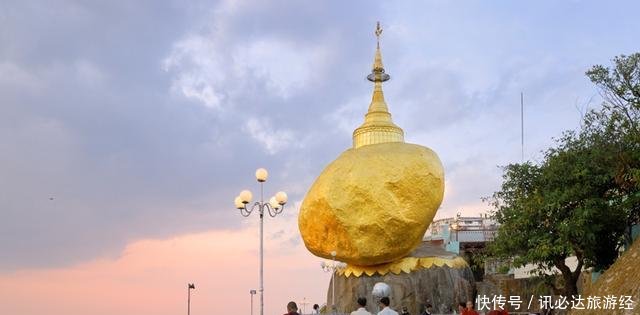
[298,22,445,268]
[352,22,404,149]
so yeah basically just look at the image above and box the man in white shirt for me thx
[351,297,372,315]
[377,297,398,315]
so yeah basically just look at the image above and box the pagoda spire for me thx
[352,22,404,149]
[371,21,387,79]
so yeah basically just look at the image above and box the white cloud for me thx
[243,117,294,154]
[162,35,227,109]
[74,60,106,88]
[0,62,42,89]
[232,38,330,98]
[177,75,224,109]
[163,24,330,109]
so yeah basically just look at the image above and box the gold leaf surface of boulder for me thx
[298,142,444,266]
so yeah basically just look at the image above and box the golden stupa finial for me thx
[352,22,404,149]
[375,21,383,47]
[369,21,388,81]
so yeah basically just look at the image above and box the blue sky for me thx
[1,0,638,278]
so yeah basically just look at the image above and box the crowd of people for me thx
[282,298,506,315]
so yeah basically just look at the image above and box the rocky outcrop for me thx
[570,240,640,315]
[327,243,475,315]
[476,274,554,314]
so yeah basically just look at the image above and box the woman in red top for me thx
[463,301,479,315]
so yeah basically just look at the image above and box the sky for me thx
[0,1,638,314]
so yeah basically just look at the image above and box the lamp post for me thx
[250,289,257,315]
[300,297,308,315]
[321,251,346,314]
[234,168,288,315]
[187,283,195,315]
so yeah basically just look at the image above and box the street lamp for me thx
[321,251,346,314]
[250,289,257,315]
[300,297,308,315]
[187,283,195,315]
[234,168,288,315]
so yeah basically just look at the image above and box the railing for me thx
[451,229,497,243]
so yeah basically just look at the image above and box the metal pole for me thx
[251,292,254,315]
[236,171,286,315]
[521,91,524,161]
[260,182,264,315]
[332,256,336,315]
[187,286,191,315]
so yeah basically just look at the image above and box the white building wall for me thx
[511,256,580,279]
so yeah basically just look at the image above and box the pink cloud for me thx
[0,228,329,315]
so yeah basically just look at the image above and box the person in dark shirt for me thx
[284,301,300,315]
[420,303,433,315]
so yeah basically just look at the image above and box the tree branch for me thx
[572,251,584,281]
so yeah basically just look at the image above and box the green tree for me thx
[487,53,640,297]
[586,53,640,244]
[586,53,639,135]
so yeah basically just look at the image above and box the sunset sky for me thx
[1,1,639,315]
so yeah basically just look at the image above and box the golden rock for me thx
[298,22,444,266]
[298,142,444,265]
